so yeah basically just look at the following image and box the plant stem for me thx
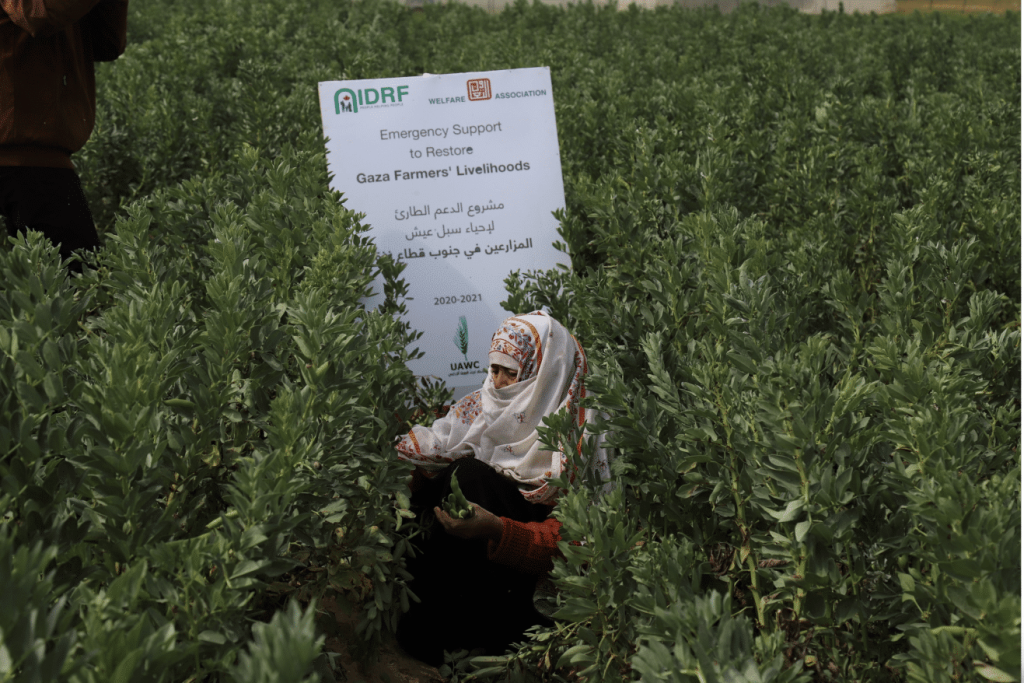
[716,382,766,629]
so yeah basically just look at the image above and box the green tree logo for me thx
[453,316,469,360]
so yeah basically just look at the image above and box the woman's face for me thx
[490,364,518,390]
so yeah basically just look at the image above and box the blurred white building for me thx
[674,0,896,11]
[411,0,897,13]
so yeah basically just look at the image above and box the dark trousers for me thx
[396,458,553,667]
[0,167,100,270]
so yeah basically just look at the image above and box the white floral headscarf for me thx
[396,311,611,505]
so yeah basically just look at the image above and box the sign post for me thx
[318,67,568,399]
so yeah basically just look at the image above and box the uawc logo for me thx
[334,85,410,113]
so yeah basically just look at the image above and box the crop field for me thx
[0,0,1019,682]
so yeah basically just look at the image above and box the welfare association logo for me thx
[466,78,492,101]
[333,84,410,114]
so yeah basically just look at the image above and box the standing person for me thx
[0,0,128,271]
[394,311,613,666]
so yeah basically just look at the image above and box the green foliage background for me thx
[0,0,1019,681]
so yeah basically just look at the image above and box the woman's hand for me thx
[434,503,503,542]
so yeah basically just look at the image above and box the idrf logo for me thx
[334,85,410,114]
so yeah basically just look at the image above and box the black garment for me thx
[396,458,553,667]
[0,167,100,271]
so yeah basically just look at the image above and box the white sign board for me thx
[318,67,568,398]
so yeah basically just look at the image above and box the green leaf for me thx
[240,526,269,551]
[0,642,12,677]
[198,630,227,645]
[39,631,74,683]
[977,639,1003,665]
[294,335,316,360]
[973,663,1016,683]
[230,559,273,580]
[107,561,148,609]
[42,373,65,402]
[110,647,144,683]
[727,352,757,375]
[768,500,804,524]
[552,597,598,622]
[556,644,593,668]
[947,586,983,620]
[946,558,981,579]
[836,598,858,623]
[810,522,834,541]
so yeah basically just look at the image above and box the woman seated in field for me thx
[394,311,611,666]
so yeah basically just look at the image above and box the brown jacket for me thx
[0,0,128,168]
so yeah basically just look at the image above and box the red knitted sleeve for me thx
[486,517,563,575]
